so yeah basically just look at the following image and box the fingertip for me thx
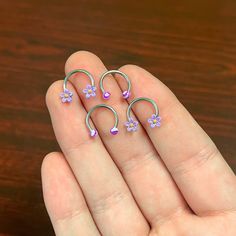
[119,64,143,74]
[45,80,64,108]
[41,152,69,192]
[119,64,166,89]
[41,151,64,176]
[41,151,84,216]
[118,64,177,107]
[65,50,104,74]
[45,79,82,123]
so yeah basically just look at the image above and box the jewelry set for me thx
[60,69,161,137]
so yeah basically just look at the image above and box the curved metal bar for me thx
[126,97,159,120]
[99,70,131,99]
[86,104,119,137]
[63,69,95,91]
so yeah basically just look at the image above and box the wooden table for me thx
[0,0,235,235]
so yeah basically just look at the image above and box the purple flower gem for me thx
[60,89,73,103]
[148,114,161,128]
[125,118,139,132]
[83,84,96,99]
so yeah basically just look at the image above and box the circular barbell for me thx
[125,97,161,132]
[60,69,96,103]
[86,104,119,137]
[99,70,131,100]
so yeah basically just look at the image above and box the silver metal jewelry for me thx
[86,104,119,137]
[125,97,161,132]
[60,69,96,103]
[99,70,131,100]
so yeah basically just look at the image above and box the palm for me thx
[42,51,236,236]
[150,213,236,235]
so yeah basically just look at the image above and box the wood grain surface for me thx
[0,0,236,235]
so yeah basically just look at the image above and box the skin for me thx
[41,51,236,236]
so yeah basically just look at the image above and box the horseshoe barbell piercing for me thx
[86,104,119,137]
[60,69,96,103]
[99,70,131,100]
[125,97,161,132]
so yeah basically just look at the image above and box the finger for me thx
[41,152,100,236]
[118,65,236,216]
[46,81,149,235]
[65,51,190,225]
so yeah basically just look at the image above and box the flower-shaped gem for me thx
[148,114,161,128]
[83,84,96,98]
[125,118,139,132]
[60,89,73,103]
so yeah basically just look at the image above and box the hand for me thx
[42,51,236,236]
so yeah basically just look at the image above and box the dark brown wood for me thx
[0,0,236,235]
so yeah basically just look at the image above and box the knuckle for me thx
[171,144,220,176]
[90,190,130,215]
[120,150,157,174]
[54,207,88,224]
